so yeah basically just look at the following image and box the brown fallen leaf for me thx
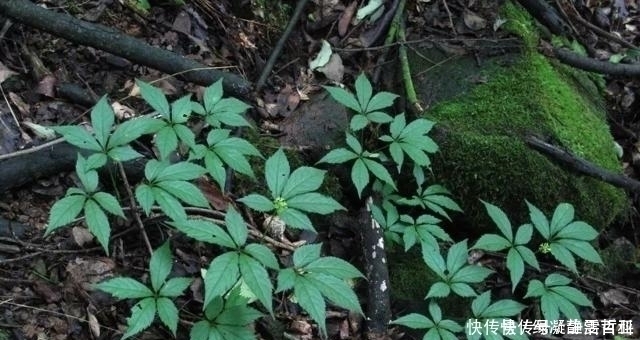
[338,1,358,37]
[463,9,487,31]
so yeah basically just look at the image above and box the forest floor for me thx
[0,0,640,339]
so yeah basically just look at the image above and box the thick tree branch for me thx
[0,0,252,98]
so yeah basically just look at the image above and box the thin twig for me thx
[255,0,310,92]
[117,162,153,255]
[442,0,457,36]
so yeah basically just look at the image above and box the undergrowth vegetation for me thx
[46,74,613,339]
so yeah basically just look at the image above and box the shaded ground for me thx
[1,0,640,339]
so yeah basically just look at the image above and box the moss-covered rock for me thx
[410,1,626,232]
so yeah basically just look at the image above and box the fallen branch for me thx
[553,48,640,77]
[525,134,640,192]
[0,0,252,98]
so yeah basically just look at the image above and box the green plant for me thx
[45,72,608,340]
[523,273,592,321]
[97,242,193,339]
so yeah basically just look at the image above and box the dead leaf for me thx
[463,9,487,31]
[318,53,344,83]
[87,309,100,338]
[36,74,57,98]
[599,288,629,306]
[172,10,192,35]
[9,92,30,117]
[338,1,358,36]
[72,226,94,247]
[196,177,232,210]
[112,101,135,119]
[0,62,18,83]
[263,214,286,240]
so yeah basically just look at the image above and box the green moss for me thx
[417,1,627,230]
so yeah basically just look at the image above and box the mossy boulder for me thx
[409,2,626,233]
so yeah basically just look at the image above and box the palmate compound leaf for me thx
[293,243,322,267]
[280,167,325,199]
[354,72,372,111]
[243,243,280,270]
[279,208,315,231]
[238,194,274,212]
[91,96,114,148]
[52,125,102,152]
[225,207,248,247]
[159,277,193,297]
[303,257,364,279]
[155,180,210,208]
[550,203,574,235]
[122,297,156,340]
[169,219,235,248]
[323,85,361,113]
[304,272,363,314]
[482,201,513,242]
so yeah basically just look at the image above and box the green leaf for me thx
[304,257,363,279]
[203,79,224,113]
[170,219,235,248]
[46,194,86,234]
[549,243,577,272]
[150,241,172,292]
[238,194,274,212]
[422,248,446,277]
[144,159,166,181]
[351,159,369,197]
[482,201,513,242]
[426,281,451,298]
[279,208,315,231]
[156,297,179,336]
[137,79,170,117]
[280,167,325,199]
[472,234,511,251]
[550,203,574,235]
[446,240,469,274]
[217,324,255,339]
[108,117,165,148]
[391,313,434,329]
[345,133,363,154]
[96,277,153,299]
[526,200,550,239]
[276,268,296,293]
[515,245,540,270]
[107,145,143,162]
[540,295,560,322]
[305,272,363,314]
[556,239,603,264]
[524,280,545,298]
[545,273,572,286]
[156,126,178,160]
[355,73,372,111]
[173,123,196,148]
[238,254,273,313]
[243,243,279,269]
[450,282,477,297]
[552,293,581,320]
[265,149,290,198]
[91,96,114,147]
[555,221,599,241]
[452,265,493,283]
[286,192,345,214]
[363,158,396,189]
[293,243,322,267]
[204,252,240,308]
[92,192,124,217]
[317,148,357,164]
[159,277,192,297]
[156,161,206,182]
[482,299,526,318]
[216,305,263,327]
[122,297,156,340]
[225,207,248,246]
[506,248,525,291]
[86,153,107,170]
[323,86,360,112]
[549,286,593,307]
[367,91,399,112]
[156,180,209,208]
[204,152,227,189]
[52,125,102,151]
[471,291,491,316]
[389,142,404,170]
[170,95,193,123]
[294,277,327,337]
[84,199,111,253]
[152,187,187,221]
[190,321,211,340]
[367,111,393,123]
[135,184,155,216]
[514,224,533,245]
